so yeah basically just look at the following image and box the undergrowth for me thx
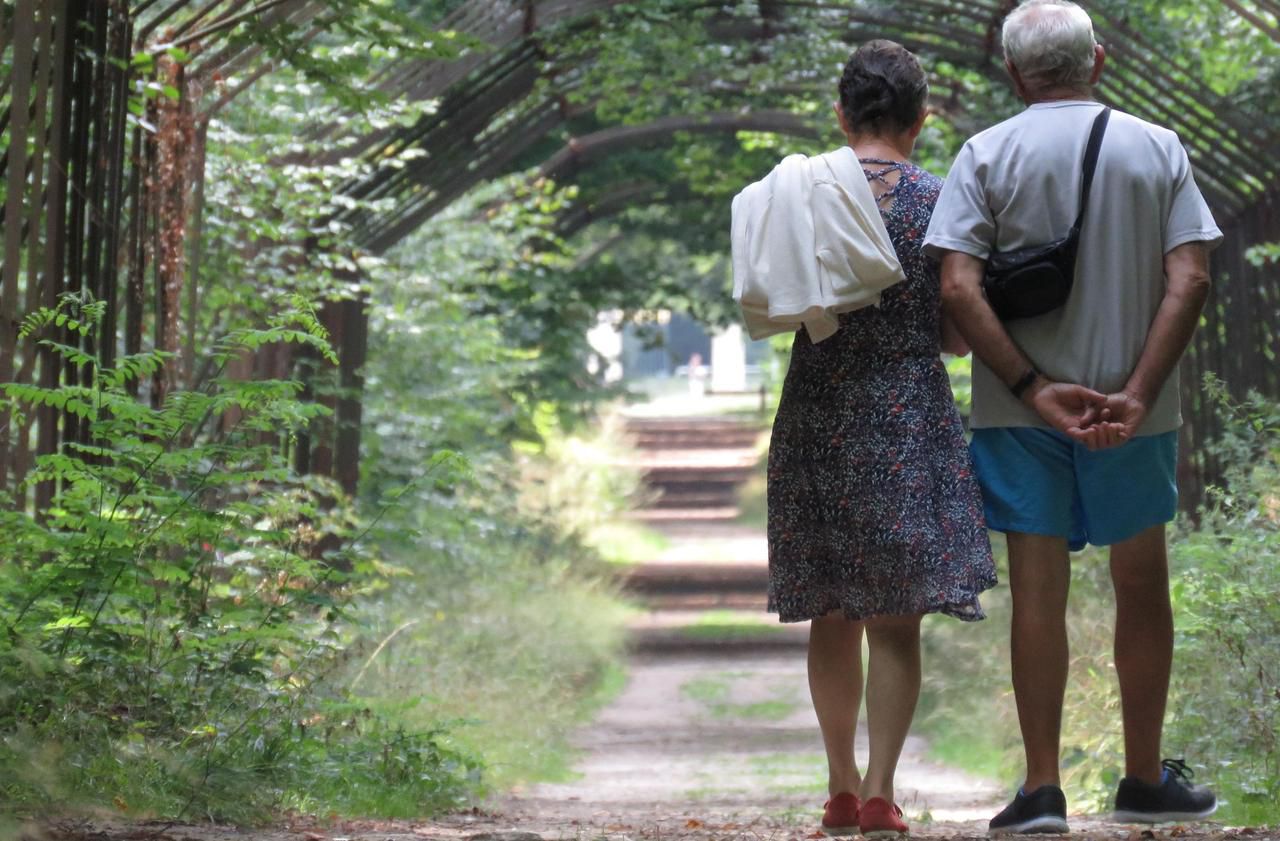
[0,285,640,823]
[0,293,474,822]
[348,283,635,793]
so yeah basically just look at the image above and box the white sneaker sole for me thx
[863,829,909,839]
[988,815,1070,835]
[1112,804,1218,823]
[821,826,858,837]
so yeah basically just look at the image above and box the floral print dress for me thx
[766,159,996,623]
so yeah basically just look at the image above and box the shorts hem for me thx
[982,516,1087,552]
[1085,508,1178,547]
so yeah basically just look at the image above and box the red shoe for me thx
[860,796,909,838]
[821,792,861,836]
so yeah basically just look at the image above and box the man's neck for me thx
[1023,85,1095,105]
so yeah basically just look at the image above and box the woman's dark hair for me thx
[838,40,929,135]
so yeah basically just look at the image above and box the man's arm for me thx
[941,313,970,356]
[939,251,1107,436]
[1087,241,1211,443]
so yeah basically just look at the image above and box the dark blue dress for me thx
[766,159,996,623]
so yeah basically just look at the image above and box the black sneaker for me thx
[988,784,1069,835]
[1113,758,1217,823]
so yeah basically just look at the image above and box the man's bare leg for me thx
[1109,524,1171,785]
[1007,531,1072,791]
[809,612,866,797]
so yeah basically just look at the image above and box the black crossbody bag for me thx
[982,106,1111,321]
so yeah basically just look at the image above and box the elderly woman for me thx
[765,40,996,837]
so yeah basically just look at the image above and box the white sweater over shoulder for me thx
[731,146,904,344]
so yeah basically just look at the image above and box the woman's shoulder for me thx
[901,162,944,195]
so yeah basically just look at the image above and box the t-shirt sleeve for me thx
[922,142,996,261]
[1164,142,1224,254]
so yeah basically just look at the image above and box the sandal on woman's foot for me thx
[821,792,861,836]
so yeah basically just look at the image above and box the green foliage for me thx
[383,175,619,424]
[0,294,479,821]
[353,277,633,789]
[1165,375,1280,824]
[945,355,973,419]
[510,1,1020,360]
[134,1,473,115]
[1245,242,1280,268]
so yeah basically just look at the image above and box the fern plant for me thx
[0,293,477,820]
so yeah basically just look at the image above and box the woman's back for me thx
[794,160,943,361]
[766,158,993,624]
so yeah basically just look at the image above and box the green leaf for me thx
[43,615,90,631]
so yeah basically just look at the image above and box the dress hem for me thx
[767,589,996,626]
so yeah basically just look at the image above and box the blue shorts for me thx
[969,427,1178,551]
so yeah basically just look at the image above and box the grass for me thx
[917,529,1280,826]
[354,567,630,794]
[681,673,801,722]
[679,609,786,641]
[921,717,1015,785]
[621,376,776,419]
[587,520,670,566]
[915,538,1022,798]
[733,452,769,530]
[342,418,643,803]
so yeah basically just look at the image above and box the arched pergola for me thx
[323,0,1279,505]
[2,0,1278,510]
[339,0,1278,244]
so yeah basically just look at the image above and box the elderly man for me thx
[923,0,1221,834]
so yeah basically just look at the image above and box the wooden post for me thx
[34,0,81,515]
[333,294,369,498]
[0,1,37,497]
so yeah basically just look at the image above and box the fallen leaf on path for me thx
[684,820,703,829]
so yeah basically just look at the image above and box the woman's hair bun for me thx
[838,40,928,136]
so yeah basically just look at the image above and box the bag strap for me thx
[1073,106,1111,230]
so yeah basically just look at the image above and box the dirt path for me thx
[474,413,1273,841]
[489,413,1005,837]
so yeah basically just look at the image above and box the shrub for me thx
[351,285,632,790]
[1165,376,1280,824]
[0,294,480,821]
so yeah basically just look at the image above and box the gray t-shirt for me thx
[923,100,1223,435]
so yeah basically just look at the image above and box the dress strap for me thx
[859,158,908,205]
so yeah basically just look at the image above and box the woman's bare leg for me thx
[860,614,923,804]
[809,612,866,797]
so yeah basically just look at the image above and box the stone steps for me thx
[617,414,802,652]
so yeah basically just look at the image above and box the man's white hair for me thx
[1002,0,1098,90]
